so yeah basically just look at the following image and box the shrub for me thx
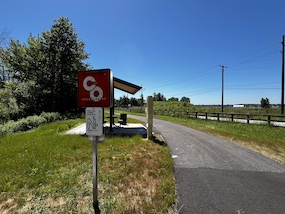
[0,124,5,137]
[0,112,62,136]
[40,112,62,122]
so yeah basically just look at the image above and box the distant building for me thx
[233,104,245,108]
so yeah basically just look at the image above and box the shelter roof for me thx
[113,77,141,95]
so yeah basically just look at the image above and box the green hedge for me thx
[0,112,62,136]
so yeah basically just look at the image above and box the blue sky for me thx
[1,0,284,104]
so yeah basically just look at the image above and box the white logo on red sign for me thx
[83,76,103,102]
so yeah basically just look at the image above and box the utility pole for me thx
[281,35,285,114]
[220,65,227,112]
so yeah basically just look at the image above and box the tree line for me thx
[0,17,89,123]
[115,93,190,108]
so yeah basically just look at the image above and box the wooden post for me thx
[147,96,153,140]
[268,115,271,125]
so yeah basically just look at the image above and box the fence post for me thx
[147,96,153,140]
[247,114,250,124]
[268,115,271,125]
[205,112,208,120]
[217,113,220,121]
[195,111,198,118]
[231,114,234,122]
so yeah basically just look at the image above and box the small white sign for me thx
[85,107,104,136]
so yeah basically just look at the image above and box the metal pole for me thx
[222,67,224,112]
[220,65,227,112]
[92,136,100,213]
[281,35,284,114]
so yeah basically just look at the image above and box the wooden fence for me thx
[119,107,285,126]
[153,110,285,126]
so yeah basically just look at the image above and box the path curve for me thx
[129,115,285,213]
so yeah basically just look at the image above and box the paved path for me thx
[129,115,285,214]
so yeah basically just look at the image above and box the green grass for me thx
[0,120,176,213]
[127,101,283,115]
[118,104,285,165]
[153,114,285,165]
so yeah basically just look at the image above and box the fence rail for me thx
[119,107,285,127]
[153,110,285,126]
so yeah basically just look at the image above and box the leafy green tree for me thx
[13,81,40,116]
[1,39,29,81]
[119,96,130,107]
[39,17,89,112]
[153,92,166,101]
[1,17,89,113]
[0,83,19,123]
[168,97,179,102]
[180,96,190,103]
[130,97,139,106]
[261,97,270,110]
[139,94,144,106]
[0,29,9,46]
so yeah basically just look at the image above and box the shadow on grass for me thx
[151,134,167,146]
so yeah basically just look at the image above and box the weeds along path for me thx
[128,115,285,214]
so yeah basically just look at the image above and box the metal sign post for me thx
[78,69,113,213]
[92,136,100,214]
[85,107,104,214]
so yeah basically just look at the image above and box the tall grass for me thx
[0,120,176,213]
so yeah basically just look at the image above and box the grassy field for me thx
[120,101,285,165]
[130,101,283,115]
[0,119,176,213]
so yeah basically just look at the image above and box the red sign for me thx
[78,69,113,108]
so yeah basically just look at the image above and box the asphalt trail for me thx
[129,115,285,214]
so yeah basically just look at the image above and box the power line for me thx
[228,51,279,68]
[225,82,281,88]
[223,42,279,66]
[144,42,282,104]
[166,87,221,98]
[226,88,280,90]
[229,66,280,71]
[146,67,219,91]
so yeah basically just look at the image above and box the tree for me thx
[180,96,190,103]
[119,96,130,107]
[0,29,10,47]
[1,35,47,84]
[260,97,270,110]
[168,97,179,102]
[0,29,10,86]
[0,82,19,123]
[139,94,144,106]
[153,92,166,101]
[1,17,89,113]
[130,97,139,106]
[40,17,89,112]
